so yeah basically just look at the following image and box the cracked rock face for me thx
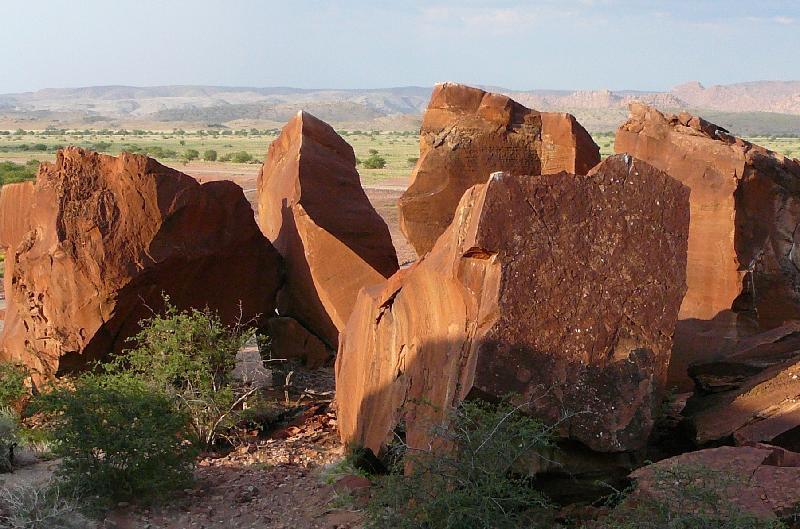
[257,111,398,351]
[398,82,600,256]
[0,148,281,381]
[336,155,689,454]
[616,103,800,389]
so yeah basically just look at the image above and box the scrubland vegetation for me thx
[1,129,795,191]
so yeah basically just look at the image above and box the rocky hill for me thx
[1,81,800,134]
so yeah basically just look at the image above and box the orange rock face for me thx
[398,83,600,255]
[0,148,281,380]
[336,155,689,454]
[0,181,34,249]
[616,103,800,388]
[257,111,398,349]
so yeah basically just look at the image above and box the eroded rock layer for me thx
[0,148,281,380]
[398,82,600,256]
[257,111,398,349]
[615,104,800,389]
[336,155,689,455]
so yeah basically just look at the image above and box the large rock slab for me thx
[629,445,800,521]
[257,111,398,350]
[616,104,800,389]
[398,82,601,256]
[336,155,689,455]
[686,352,800,448]
[0,148,282,381]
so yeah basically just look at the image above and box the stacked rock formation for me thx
[0,148,281,381]
[336,155,690,455]
[398,82,601,255]
[616,103,800,389]
[257,111,398,359]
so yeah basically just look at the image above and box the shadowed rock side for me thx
[0,148,282,382]
[257,111,398,351]
[336,155,689,456]
[615,103,800,390]
[398,82,601,256]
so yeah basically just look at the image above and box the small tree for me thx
[182,149,200,162]
[105,298,257,447]
[362,153,387,169]
[203,149,218,161]
[230,151,253,163]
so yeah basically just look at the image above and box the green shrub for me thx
[0,362,28,407]
[203,149,218,161]
[181,148,199,162]
[90,141,111,152]
[36,375,196,505]
[104,298,256,448]
[600,463,788,529]
[0,161,38,187]
[362,153,386,169]
[366,399,555,529]
[0,406,19,472]
[230,151,253,163]
[407,156,419,166]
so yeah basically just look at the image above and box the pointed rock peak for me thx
[398,82,600,256]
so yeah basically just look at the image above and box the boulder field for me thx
[0,148,282,381]
[5,85,800,499]
[398,82,601,256]
[336,154,690,455]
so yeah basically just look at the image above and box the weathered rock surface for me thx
[398,82,601,256]
[0,181,35,249]
[616,104,800,389]
[0,181,36,340]
[0,148,281,380]
[687,322,800,394]
[629,445,800,520]
[257,111,398,349]
[686,352,800,448]
[267,316,332,368]
[336,155,689,455]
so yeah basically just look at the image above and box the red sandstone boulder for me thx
[257,111,398,351]
[0,148,281,381]
[686,353,800,448]
[336,155,689,455]
[0,181,34,249]
[266,316,331,368]
[398,82,600,256]
[0,181,36,336]
[616,104,800,390]
[629,445,800,520]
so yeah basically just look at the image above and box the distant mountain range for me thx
[2,81,800,135]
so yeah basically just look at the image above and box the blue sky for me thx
[1,0,798,93]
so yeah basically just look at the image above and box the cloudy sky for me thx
[2,0,798,93]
